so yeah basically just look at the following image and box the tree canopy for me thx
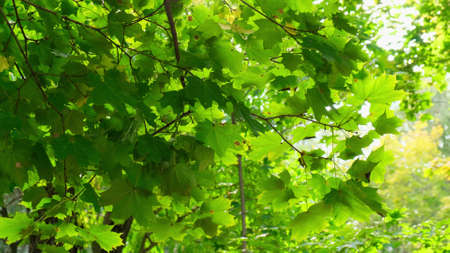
[0,0,446,252]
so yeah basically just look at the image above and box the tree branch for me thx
[151,110,191,136]
[12,0,28,55]
[251,113,332,166]
[0,6,65,132]
[164,0,185,87]
[237,154,247,252]
[21,0,193,78]
[232,114,247,252]
[111,217,133,253]
[1,5,67,172]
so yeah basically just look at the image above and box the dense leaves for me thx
[0,0,445,252]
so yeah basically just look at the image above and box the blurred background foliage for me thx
[297,99,449,252]
[296,0,449,251]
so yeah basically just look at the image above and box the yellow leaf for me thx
[0,56,9,72]
[284,23,297,35]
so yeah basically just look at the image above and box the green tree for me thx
[0,0,438,252]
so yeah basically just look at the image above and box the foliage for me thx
[0,0,444,252]
[369,0,449,120]
[295,212,449,252]
[297,120,450,253]
[381,121,450,225]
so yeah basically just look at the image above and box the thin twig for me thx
[145,19,171,38]
[72,174,97,201]
[14,63,27,114]
[126,3,164,26]
[239,0,302,46]
[251,114,332,165]
[252,114,304,155]
[252,113,353,132]
[12,0,28,55]
[151,111,191,136]
[240,0,323,44]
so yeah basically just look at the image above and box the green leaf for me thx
[100,179,155,224]
[287,0,314,12]
[271,75,299,90]
[374,113,403,135]
[0,212,33,243]
[308,174,330,198]
[232,101,267,135]
[253,19,283,49]
[306,83,335,120]
[196,121,242,157]
[325,188,373,222]
[353,74,405,104]
[281,53,302,72]
[195,217,218,237]
[197,19,223,39]
[193,145,215,170]
[249,132,290,160]
[32,143,54,180]
[184,76,226,108]
[160,91,185,114]
[81,224,123,251]
[258,174,295,210]
[344,181,387,217]
[55,223,79,240]
[290,202,332,241]
[38,245,67,253]
[369,146,394,184]
[210,40,243,74]
[347,159,378,182]
[203,197,236,227]
[81,183,101,212]
[339,133,374,159]
[135,135,171,163]
[61,0,77,15]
